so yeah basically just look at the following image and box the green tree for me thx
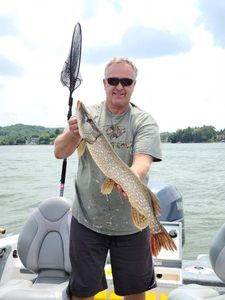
[160,132,170,142]
[168,132,178,143]
[200,125,216,142]
[55,128,61,136]
[166,125,217,143]
[39,132,51,144]
[16,137,26,144]
[181,127,193,143]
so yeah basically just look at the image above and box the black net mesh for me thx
[60,22,82,94]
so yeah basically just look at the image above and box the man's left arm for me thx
[130,153,153,181]
[115,153,153,199]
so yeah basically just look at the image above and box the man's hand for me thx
[114,183,129,201]
[54,116,81,159]
[114,154,153,202]
[68,116,80,136]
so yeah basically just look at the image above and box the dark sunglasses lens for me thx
[107,77,133,86]
[107,77,120,86]
[121,78,133,86]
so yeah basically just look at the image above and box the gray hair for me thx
[104,57,138,79]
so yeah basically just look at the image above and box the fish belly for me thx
[87,136,153,219]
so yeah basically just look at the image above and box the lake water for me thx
[0,143,224,259]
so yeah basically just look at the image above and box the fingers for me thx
[115,183,129,201]
[68,116,80,135]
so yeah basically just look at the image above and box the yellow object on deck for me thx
[159,294,168,300]
[95,264,169,299]
[95,290,167,299]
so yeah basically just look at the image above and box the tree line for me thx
[0,124,63,145]
[0,124,224,145]
[160,125,225,143]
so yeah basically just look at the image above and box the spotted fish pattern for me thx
[76,100,177,256]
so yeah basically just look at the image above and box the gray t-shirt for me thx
[72,101,162,235]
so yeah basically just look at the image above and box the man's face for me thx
[103,62,136,111]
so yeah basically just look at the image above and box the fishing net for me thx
[61,22,82,119]
[59,22,82,196]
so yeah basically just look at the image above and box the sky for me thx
[0,0,225,133]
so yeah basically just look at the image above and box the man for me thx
[54,57,162,300]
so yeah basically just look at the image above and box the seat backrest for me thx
[209,222,225,282]
[17,197,72,275]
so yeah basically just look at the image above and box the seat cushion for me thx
[17,197,71,274]
[210,223,225,283]
[0,278,69,300]
[0,197,72,300]
[168,284,219,300]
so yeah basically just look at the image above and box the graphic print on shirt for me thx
[104,124,132,150]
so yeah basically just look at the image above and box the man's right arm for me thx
[54,116,82,159]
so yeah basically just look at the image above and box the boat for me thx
[0,182,225,299]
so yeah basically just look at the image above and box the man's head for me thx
[103,57,138,114]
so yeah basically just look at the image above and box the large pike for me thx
[76,100,176,256]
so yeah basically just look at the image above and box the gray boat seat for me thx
[0,197,72,300]
[168,223,225,300]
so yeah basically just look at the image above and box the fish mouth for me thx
[77,100,89,117]
[76,100,102,142]
[77,100,82,110]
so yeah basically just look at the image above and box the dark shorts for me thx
[67,217,156,297]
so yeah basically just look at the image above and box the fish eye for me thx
[85,116,92,123]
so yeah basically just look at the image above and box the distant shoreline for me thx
[0,124,224,145]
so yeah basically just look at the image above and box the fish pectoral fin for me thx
[146,187,161,217]
[131,207,149,229]
[77,139,86,156]
[101,178,114,195]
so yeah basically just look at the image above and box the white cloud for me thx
[0,0,224,132]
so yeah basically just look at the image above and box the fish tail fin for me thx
[150,224,177,257]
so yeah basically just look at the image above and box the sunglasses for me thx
[106,77,134,87]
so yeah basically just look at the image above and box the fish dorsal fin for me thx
[77,139,86,156]
[101,178,114,195]
[144,187,161,217]
[131,207,149,229]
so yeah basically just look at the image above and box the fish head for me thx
[76,100,101,143]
